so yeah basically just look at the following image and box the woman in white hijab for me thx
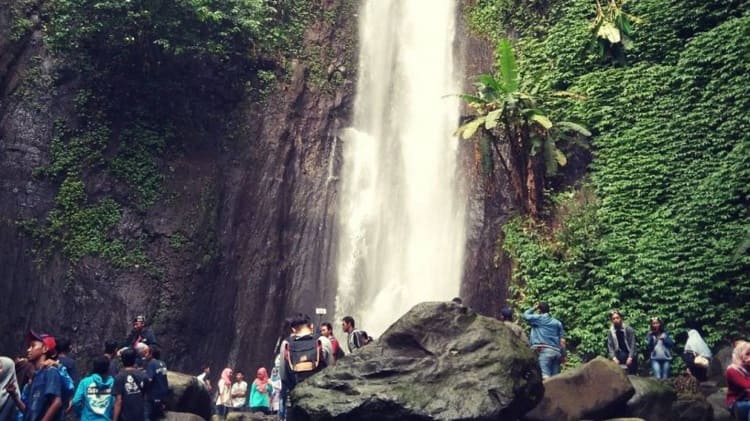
[0,356,19,420]
[684,329,713,381]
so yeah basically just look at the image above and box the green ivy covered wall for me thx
[466,0,749,360]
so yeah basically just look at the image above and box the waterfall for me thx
[335,0,466,337]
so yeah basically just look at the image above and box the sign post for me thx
[315,307,327,331]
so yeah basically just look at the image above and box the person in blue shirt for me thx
[13,331,64,421]
[523,302,566,379]
[72,357,114,420]
[646,317,674,379]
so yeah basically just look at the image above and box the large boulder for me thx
[211,412,277,421]
[166,372,212,420]
[667,373,714,421]
[290,301,543,421]
[167,412,207,421]
[523,357,634,421]
[709,345,732,386]
[626,376,677,421]
[706,388,732,421]
[670,398,713,421]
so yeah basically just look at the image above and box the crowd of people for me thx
[516,302,716,381]
[5,303,750,420]
[518,301,750,420]
[0,315,168,421]
[204,313,370,420]
[0,311,373,421]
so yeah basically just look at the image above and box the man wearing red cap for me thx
[14,331,64,421]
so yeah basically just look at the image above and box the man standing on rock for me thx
[123,316,157,350]
[523,302,566,379]
[606,310,638,374]
[341,316,370,353]
[320,323,344,362]
[142,346,168,420]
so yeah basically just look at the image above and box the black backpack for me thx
[285,335,326,384]
[352,330,372,348]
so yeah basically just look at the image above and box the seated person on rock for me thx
[683,328,712,382]
[726,340,750,421]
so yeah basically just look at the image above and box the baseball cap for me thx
[27,330,56,354]
[133,315,146,323]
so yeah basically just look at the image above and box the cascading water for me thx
[335,0,466,337]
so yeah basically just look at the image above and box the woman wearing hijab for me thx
[683,329,713,381]
[726,341,750,420]
[0,356,19,420]
[215,368,233,418]
[269,367,282,415]
[249,367,274,414]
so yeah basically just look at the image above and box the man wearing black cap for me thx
[123,315,158,350]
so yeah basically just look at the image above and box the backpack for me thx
[57,364,76,402]
[353,330,372,347]
[331,337,345,360]
[285,335,326,385]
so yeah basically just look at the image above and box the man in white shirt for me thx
[230,370,248,412]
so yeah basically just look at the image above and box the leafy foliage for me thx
[590,0,643,60]
[25,0,312,267]
[468,0,750,362]
[109,123,167,208]
[456,39,589,215]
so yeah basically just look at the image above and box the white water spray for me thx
[335,0,466,337]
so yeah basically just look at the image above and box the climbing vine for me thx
[467,0,750,361]
[19,0,314,268]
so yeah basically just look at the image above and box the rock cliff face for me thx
[0,0,358,371]
[0,0,507,372]
[455,9,514,318]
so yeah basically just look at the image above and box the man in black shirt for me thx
[55,337,78,387]
[112,348,147,421]
[143,346,168,420]
[606,310,638,374]
[123,315,158,349]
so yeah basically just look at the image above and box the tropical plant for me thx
[455,39,590,216]
[590,0,643,59]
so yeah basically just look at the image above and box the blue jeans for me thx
[733,401,750,421]
[651,359,671,379]
[537,347,562,378]
[279,388,288,420]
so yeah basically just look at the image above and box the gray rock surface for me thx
[166,372,212,420]
[524,357,634,421]
[706,389,731,421]
[626,376,677,421]
[290,301,542,421]
[709,346,732,386]
[167,412,207,421]
[670,398,713,421]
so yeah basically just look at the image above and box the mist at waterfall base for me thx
[335,0,466,338]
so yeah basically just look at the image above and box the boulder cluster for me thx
[164,302,732,420]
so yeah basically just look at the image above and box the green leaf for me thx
[598,22,621,44]
[485,108,504,130]
[557,121,592,137]
[530,113,553,129]
[455,116,487,140]
[496,39,519,93]
[554,148,568,167]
